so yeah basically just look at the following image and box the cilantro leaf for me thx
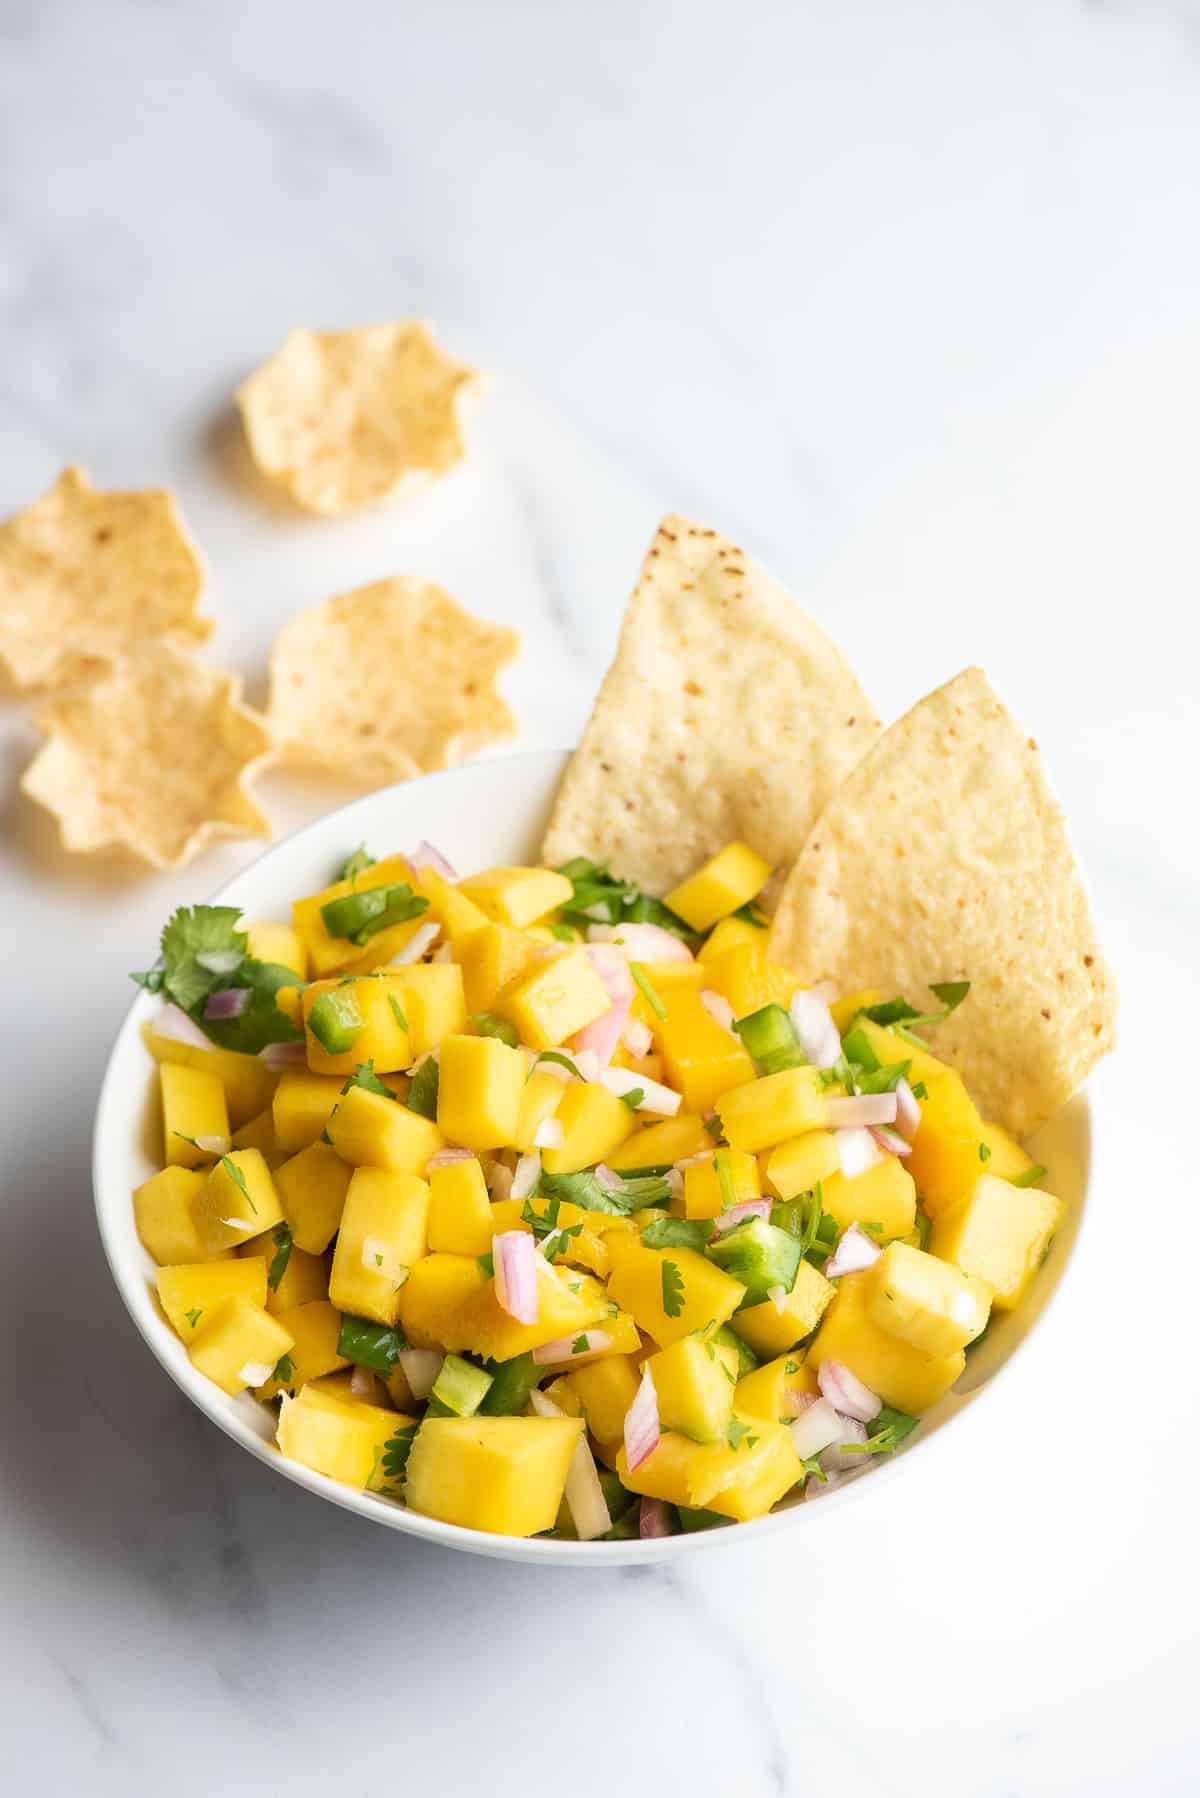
[554,859,694,942]
[151,905,247,1013]
[929,980,970,1013]
[521,1196,583,1258]
[619,1087,645,1110]
[630,963,667,1019]
[184,1307,203,1329]
[267,1223,293,1291]
[388,995,408,1032]
[337,1314,407,1374]
[641,1217,713,1252]
[839,1406,919,1456]
[477,1252,495,1278]
[220,1154,256,1215]
[131,904,303,1056]
[341,1059,395,1100]
[571,1335,590,1355]
[660,1258,685,1318]
[725,1416,754,1451]
[271,1354,295,1386]
[537,1167,669,1215]
[406,1056,439,1119]
[979,1141,991,1163]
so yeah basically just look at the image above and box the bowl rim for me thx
[92,748,1093,1565]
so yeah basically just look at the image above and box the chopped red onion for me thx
[510,1152,541,1203]
[821,1414,869,1472]
[193,1133,230,1158]
[260,1038,307,1068]
[493,1231,538,1324]
[699,988,736,1034]
[599,1066,681,1116]
[780,1387,817,1418]
[530,1390,612,1540]
[533,1116,565,1150]
[531,1330,612,1366]
[349,1365,374,1398]
[664,1168,683,1205]
[823,1223,882,1279]
[410,840,458,882]
[639,1497,674,1539]
[425,1147,475,1172]
[710,1198,773,1235]
[621,1017,653,1059]
[825,1092,898,1128]
[204,986,250,1022]
[397,1349,443,1401]
[788,1395,844,1460]
[388,920,441,965]
[573,945,635,1066]
[818,1358,882,1423]
[623,1365,660,1471]
[894,1077,921,1142]
[572,1048,601,1083]
[154,1004,213,1050]
[789,990,841,1069]
[869,1123,912,1157]
[594,1163,624,1192]
[588,922,693,963]
[834,1125,885,1179]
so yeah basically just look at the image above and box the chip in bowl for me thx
[236,322,479,515]
[0,465,209,690]
[21,642,273,868]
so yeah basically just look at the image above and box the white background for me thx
[1,4,1197,1793]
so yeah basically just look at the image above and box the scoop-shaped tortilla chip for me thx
[236,322,479,515]
[266,576,519,781]
[541,515,881,896]
[21,643,272,868]
[0,465,209,690]
[769,667,1116,1136]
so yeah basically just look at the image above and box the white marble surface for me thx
[1,2,1197,1791]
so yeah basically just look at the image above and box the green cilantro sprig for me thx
[660,1258,685,1317]
[131,904,303,1056]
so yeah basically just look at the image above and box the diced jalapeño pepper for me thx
[733,1003,806,1076]
[706,1216,803,1303]
[308,988,366,1055]
[320,882,428,946]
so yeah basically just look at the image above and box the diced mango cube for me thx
[679,1147,761,1219]
[397,1252,488,1350]
[156,1257,268,1340]
[730,1260,835,1358]
[272,1070,345,1154]
[244,920,307,979]
[278,1385,415,1493]
[807,1271,965,1413]
[514,1066,566,1152]
[458,865,574,928]
[454,923,541,1014]
[716,1066,824,1153]
[245,1235,328,1312]
[907,1071,989,1217]
[231,1106,281,1165]
[644,1334,736,1443]
[978,1120,1040,1184]
[567,1354,640,1444]
[606,1238,745,1347]
[327,1083,444,1172]
[762,1130,840,1199]
[188,1297,294,1396]
[134,1167,215,1265]
[615,1431,707,1508]
[389,963,467,1057]
[160,1062,230,1169]
[405,1415,584,1536]
[664,842,771,933]
[496,947,611,1050]
[685,1418,802,1520]
[193,1149,284,1253]
[329,1168,430,1325]
[540,1080,635,1174]
[455,1257,609,1361]
[302,975,410,1075]
[437,1033,525,1151]
[821,1156,917,1240]
[702,941,798,1020]
[698,914,766,965]
[140,1020,275,1128]
[606,1113,709,1171]
[428,1156,493,1255]
[254,1299,348,1399]
[734,1351,819,1422]
[414,867,490,944]
[850,1016,951,1088]
[274,1140,352,1254]
[650,986,757,1114]
[931,1172,1062,1311]
[864,1241,991,1356]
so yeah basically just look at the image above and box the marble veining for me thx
[1,3,1197,1794]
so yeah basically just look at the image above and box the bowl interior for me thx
[93,748,1091,1564]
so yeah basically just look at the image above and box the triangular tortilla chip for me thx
[0,465,209,689]
[236,322,479,515]
[21,643,272,868]
[769,667,1116,1136]
[266,576,519,781]
[541,515,881,895]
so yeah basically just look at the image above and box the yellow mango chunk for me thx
[864,1241,991,1356]
[644,1333,736,1443]
[454,923,541,1014]
[514,1066,566,1152]
[978,1120,1040,1183]
[188,1297,294,1396]
[456,1257,608,1361]
[615,1431,707,1508]
[606,1237,745,1347]
[458,865,574,928]
[808,1271,965,1413]
[428,1156,493,1255]
[278,1386,415,1493]
[664,841,772,933]
[272,1069,345,1154]
[156,1257,267,1340]
[907,1071,989,1217]
[931,1172,1062,1311]
[702,941,798,1020]
[734,1351,819,1422]
[697,914,766,965]
[406,1415,584,1537]
[762,1130,840,1199]
[274,1140,352,1254]
[327,1083,444,1172]
[821,1156,917,1240]
[329,1168,431,1326]
[437,1033,524,1151]
[606,1113,709,1171]
[254,1299,348,1399]
[851,1016,951,1088]
[413,866,490,944]
[161,1062,230,1169]
[397,1253,487,1349]
[292,854,421,978]
[231,1106,281,1165]
[244,920,307,979]
[193,1149,284,1253]
[716,1066,824,1153]
[246,1237,327,1312]
[650,985,757,1114]
[496,946,611,1050]
[389,963,467,1057]
[679,1147,760,1219]
[730,1260,835,1358]
[566,1354,640,1443]
[540,1080,636,1174]
[302,975,411,1076]
[140,1020,276,1129]
[134,1167,215,1265]
[685,1418,802,1521]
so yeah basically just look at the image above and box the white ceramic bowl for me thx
[93,749,1092,1564]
